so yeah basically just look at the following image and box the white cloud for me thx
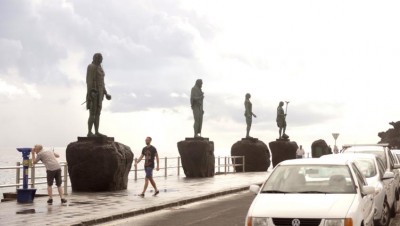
[23,83,41,99]
[0,79,23,97]
[1,0,400,153]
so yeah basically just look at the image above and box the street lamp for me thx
[332,133,339,154]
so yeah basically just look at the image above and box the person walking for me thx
[135,137,160,197]
[296,145,305,158]
[31,144,67,204]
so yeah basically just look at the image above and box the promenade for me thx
[0,172,268,226]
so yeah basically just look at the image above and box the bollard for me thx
[63,164,68,195]
[164,157,167,177]
[177,157,180,176]
[134,158,138,181]
[16,148,36,203]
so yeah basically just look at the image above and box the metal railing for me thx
[0,156,245,194]
[0,162,68,195]
[131,156,245,180]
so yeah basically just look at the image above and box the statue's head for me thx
[279,101,284,106]
[195,79,203,88]
[92,53,103,65]
[245,93,251,99]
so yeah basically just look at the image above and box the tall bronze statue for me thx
[190,79,204,137]
[86,53,111,137]
[276,101,287,139]
[244,93,257,138]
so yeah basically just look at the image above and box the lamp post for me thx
[332,133,339,154]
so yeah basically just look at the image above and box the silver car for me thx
[322,153,395,226]
[342,144,400,203]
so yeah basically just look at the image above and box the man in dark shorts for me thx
[135,137,160,197]
[32,144,67,204]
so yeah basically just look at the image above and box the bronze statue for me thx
[86,53,111,137]
[276,101,287,139]
[244,93,257,138]
[190,79,204,137]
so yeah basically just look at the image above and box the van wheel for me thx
[375,200,391,226]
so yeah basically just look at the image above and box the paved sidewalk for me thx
[0,172,268,226]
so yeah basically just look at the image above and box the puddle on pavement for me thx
[16,209,36,214]
[67,201,96,206]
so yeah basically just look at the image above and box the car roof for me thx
[321,153,377,161]
[342,143,389,148]
[342,145,387,152]
[279,158,350,166]
[391,149,400,154]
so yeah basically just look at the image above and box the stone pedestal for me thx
[66,137,134,192]
[231,138,270,172]
[269,139,298,168]
[311,139,332,158]
[177,137,215,178]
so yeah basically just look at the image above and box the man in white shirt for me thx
[296,145,305,158]
[32,144,67,204]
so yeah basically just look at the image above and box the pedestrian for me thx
[296,145,305,158]
[31,144,67,204]
[135,137,160,197]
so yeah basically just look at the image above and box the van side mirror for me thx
[382,171,395,180]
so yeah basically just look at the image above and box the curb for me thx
[70,184,259,226]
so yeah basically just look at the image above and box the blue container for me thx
[17,188,37,203]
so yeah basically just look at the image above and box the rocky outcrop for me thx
[269,139,298,167]
[311,139,332,158]
[177,138,215,177]
[231,138,270,172]
[66,137,134,192]
[378,121,400,148]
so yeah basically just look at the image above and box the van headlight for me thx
[248,217,269,226]
[325,218,353,226]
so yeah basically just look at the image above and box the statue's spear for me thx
[285,101,290,116]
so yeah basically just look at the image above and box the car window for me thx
[261,165,356,194]
[392,152,400,164]
[346,150,387,169]
[376,157,386,178]
[351,163,367,187]
[396,154,400,163]
[353,159,377,178]
[388,150,396,170]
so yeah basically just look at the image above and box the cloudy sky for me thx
[1,0,400,156]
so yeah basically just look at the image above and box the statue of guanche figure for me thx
[190,79,204,137]
[86,53,111,137]
[244,93,257,138]
[276,101,287,139]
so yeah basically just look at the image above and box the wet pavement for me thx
[0,172,268,226]
[3,171,400,226]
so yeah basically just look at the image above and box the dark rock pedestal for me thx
[311,139,332,158]
[66,137,134,192]
[177,137,215,178]
[269,139,298,168]
[231,138,270,172]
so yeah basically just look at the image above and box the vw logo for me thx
[292,218,301,226]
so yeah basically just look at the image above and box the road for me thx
[96,191,255,226]
[97,191,400,226]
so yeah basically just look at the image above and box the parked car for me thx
[391,149,400,162]
[322,153,395,226]
[245,158,375,226]
[341,143,400,200]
